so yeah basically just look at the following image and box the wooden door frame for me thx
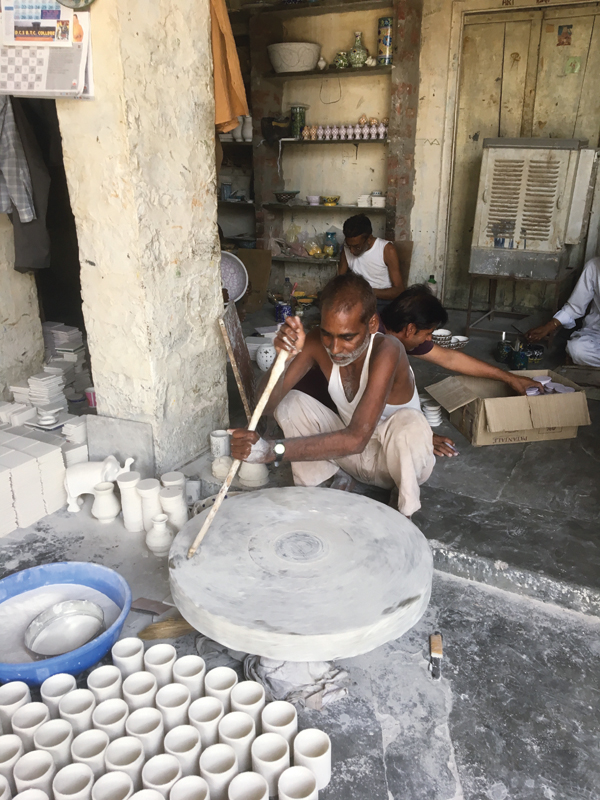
[424,0,599,300]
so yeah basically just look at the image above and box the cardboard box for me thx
[425,369,591,447]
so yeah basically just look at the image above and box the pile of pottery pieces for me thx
[0,641,333,800]
[526,375,575,396]
[422,400,443,427]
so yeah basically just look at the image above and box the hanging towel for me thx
[0,96,35,223]
[211,0,249,133]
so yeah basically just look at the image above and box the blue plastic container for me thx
[0,562,132,686]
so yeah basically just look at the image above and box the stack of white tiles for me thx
[0,446,46,529]
[0,462,17,536]
[9,438,67,514]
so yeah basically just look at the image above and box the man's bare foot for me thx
[330,469,357,493]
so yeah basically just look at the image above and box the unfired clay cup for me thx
[13,750,56,798]
[105,736,145,792]
[53,763,94,800]
[129,792,165,800]
[251,734,289,797]
[112,639,145,679]
[0,774,9,800]
[230,682,265,736]
[156,685,191,733]
[164,725,201,778]
[141,754,182,798]
[218,712,255,772]
[91,771,134,800]
[12,703,50,753]
[125,708,164,760]
[292,729,331,790]
[41,675,77,720]
[228,771,269,800]
[0,683,31,734]
[261,702,297,748]
[12,790,49,800]
[199,744,238,800]
[278,766,317,800]
[169,775,210,800]
[123,673,158,713]
[204,668,238,715]
[0,733,25,793]
[144,645,177,690]
[87,666,123,704]
[92,699,129,741]
[34,719,74,770]
[71,729,110,780]
[188,697,224,749]
[173,656,206,702]
[59,691,96,737]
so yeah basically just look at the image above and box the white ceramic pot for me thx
[122,673,158,713]
[172,656,205,703]
[0,774,9,800]
[278,766,317,800]
[0,682,31,734]
[12,790,49,800]
[231,117,244,142]
[145,515,174,558]
[92,699,129,742]
[116,472,144,533]
[292,729,331,790]
[112,639,145,679]
[125,708,164,761]
[65,456,133,513]
[210,431,231,459]
[267,43,321,74]
[71,729,110,781]
[33,719,74,770]
[169,775,209,800]
[14,750,56,798]
[53,763,94,800]
[237,462,269,489]
[59,691,96,738]
[164,725,201,778]
[91,482,121,524]
[12,703,50,752]
[91,771,134,800]
[255,343,276,373]
[158,488,188,533]
[0,734,24,793]
[212,457,233,481]
[87,666,123,704]
[204,669,238,715]
[137,479,162,533]
[260,702,297,747]
[160,472,186,489]
[230,682,265,736]
[105,736,145,792]
[242,116,253,143]
[188,697,224,750]
[199,744,238,800]
[218,712,255,773]
[251,734,290,797]
[143,646,177,690]
[155,685,191,733]
[228,771,269,800]
[41,674,77,720]
[141,755,182,799]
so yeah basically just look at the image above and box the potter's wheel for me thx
[169,487,433,661]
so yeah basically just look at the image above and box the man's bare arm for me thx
[337,248,349,275]
[258,318,316,414]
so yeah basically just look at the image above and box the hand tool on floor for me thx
[187,348,289,558]
[429,631,443,680]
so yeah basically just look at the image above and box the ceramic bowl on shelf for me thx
[220,251,249,303]
[306,195,320,205]
[267,42,322,73]
[371,197,386,208]
[321,195,340,206]
[274,191,300,204]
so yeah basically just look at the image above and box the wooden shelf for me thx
[272,254,339,266]
[219,140,253,146]
[254,1,394,20]
[265,65,392,82]
[263,203,385,213]
[218,201,255,207]
[279,138,388,146]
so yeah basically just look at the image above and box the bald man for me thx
[230,273,435,517]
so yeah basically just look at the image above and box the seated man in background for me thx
[526,256,600,367]
[337,214,404,313]
[381,286,540,457]
[231,273,434,517]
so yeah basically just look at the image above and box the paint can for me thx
[377,17,393,66]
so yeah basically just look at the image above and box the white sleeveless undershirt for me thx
[344,237,391,289]
[328,333,422,427]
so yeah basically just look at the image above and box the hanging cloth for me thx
[0,96,35,223]
[211,0,249,133]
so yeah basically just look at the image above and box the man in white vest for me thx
[337,214,404,313]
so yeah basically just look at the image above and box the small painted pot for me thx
[333,51,349,69]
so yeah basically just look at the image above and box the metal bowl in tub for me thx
[267,42,321,73]
[0,562,131,686]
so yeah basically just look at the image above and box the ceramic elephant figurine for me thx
[65,456,134,512]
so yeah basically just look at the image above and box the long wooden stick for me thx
[187,348,288,558]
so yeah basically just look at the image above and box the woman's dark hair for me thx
[343,214,372,239]
[320,272,377,324]
[380,284,448,332]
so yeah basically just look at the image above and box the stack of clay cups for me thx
[422,400,443,427]
[0,640,333,800]
[432,329,452,347]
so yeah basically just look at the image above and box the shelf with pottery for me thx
[264,64,393,82]
[257,0,393,21]
[272,254,339,266]
[280,137,387,146]
[219,140,253,146]
[218,200,255,207]
[263,202,385,213]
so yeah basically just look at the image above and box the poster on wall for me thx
[0,1,74,47]
[0,8,90,96]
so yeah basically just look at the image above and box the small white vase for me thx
[71,729,110,781]
[238,462,269,489]
[14,750,56,798]
[91,482,121,524]
[158,488,189,533]
[188,697,224,750]
[105,736,145,792]
[256,343,276,373]
[143,645,177,690]
[169,776,209,800]
[292,729,331,790]
[260,701,297,747]
[0,734,24,794]
[251,734,289,798]
[117,472,144,533]
[92,699,129,742]
[155,685,191,733]
[204,668,238,715]
[278,766,317,800]
[87,665,123,704]
[164,725,201,777]
[53,763,94,800]
[125,708,164,761]
[0,681,31,733]
[230,682,265,736]
[58,690,96,738]
[172,655,206,703]
[145,515,174,558]
[228,771,268,800]
[112,639,145,679]
[199,744,238,800]
[218,711,255,772]
[41,674,77,720]
[141,755,182,799]
[122,673,158,713]
[242,116,253,142]
[232,117,244,142]
[12,702,50,752]
[33,719,73,770]
[91,771,134,800]
[137,479,162,533]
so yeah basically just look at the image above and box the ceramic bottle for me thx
[145,515,174,557]
[349,31,368,68]
[232,117,244,142]
[242,116,253,142]
[91,482,121,524]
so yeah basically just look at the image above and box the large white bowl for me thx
[267,42,321,74]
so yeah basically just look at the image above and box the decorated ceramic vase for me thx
[370,124,377,139]
[324,125,332,140]
[333,51,349,69]
[310,124,318,140]
[361,124,370,139]
[349,32,368,68]
[317,125,324,140]
[339,125,346,140]
[354,123,362,139]
[378,122,386,139]
[331,125,339,140]
[378,16,393,65]
[302,126,311,140]
[358,113,368,126]
[346,125,354,140]
[256,343,277,372]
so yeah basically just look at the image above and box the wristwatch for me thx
[273,440,286,467]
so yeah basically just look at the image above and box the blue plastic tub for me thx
[0,562,132,686]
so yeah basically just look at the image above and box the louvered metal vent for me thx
[485,159,524,239]
[521,160,560,242]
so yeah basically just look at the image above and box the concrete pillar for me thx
[56,0,228,472]
[0,216,44,400]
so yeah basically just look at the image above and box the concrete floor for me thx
[1,307,599,799]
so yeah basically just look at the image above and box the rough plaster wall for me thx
[0,215,44,400]
[56,0,228,472]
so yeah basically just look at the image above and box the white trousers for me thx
[274,390,435,517]
[566,332,600,367]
